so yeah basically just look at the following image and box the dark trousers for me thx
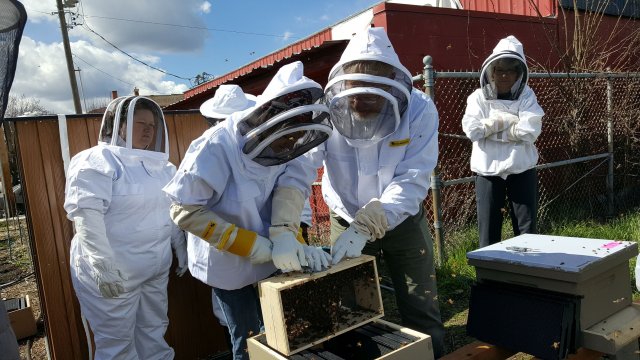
[330,206,445,358]
[475,168,537,248]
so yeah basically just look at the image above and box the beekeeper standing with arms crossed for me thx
[164,61,333,360]
[461,35,543,248]
[309,27,445,357]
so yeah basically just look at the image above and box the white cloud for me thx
[11,36,187,114]
[282,31,294,41]
[66,0,209,53]
[20,0,57,24]
[200,1,212,14]
[11,0,205,114]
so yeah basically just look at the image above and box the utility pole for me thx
[56,0,82,114]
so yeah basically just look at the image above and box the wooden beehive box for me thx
[259,255,384,355]
[248,319,434,360]
[4,295,37,340]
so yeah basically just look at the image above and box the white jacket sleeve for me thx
[379,95,439,229]
[64,148,116,218]
[510,88,543,143]
[461,90,488,142]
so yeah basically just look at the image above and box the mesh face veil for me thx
[325,60,412,147]
[98,96,168,155]
[238,85,332,166]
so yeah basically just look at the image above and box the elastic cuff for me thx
[225,228,257,257]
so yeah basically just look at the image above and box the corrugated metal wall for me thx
[460,0,557,17]
[14,112,228,360]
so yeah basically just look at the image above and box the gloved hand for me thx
[270,231,308,272]
[331,226,370,265]
[488,122,521,143]
[482,112,519,137]
[352,199,388,240]
[249,235,273,264]
[303,246,331,272]
[171,227,188,277]
[92,261,127,298]
[72,208,128,298]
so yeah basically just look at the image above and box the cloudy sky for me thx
[12,0,380,114]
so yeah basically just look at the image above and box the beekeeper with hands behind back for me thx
[163,61,333,360]
[307,27,445,358]
[64,96,188,360]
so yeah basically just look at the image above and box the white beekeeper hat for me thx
[200,84,257,119]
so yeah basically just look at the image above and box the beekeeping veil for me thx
[324,27,413,147]
[98,96,168,156]
[479,35,529,101]
[237,61,332,166]
[0,2,26,356]
[0,0,27,121]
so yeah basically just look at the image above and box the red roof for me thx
[182,28,333,101]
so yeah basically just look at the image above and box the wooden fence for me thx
[12,110,228,359]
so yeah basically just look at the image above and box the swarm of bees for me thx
[281,262,380,349]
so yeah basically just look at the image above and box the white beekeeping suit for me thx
[319,27,435,231]
[163,61,332,360]
[461,35,544,249]
[64,96,187,360]
[462,35,544,178]
[307,27,445,358]
[164,61,333,289]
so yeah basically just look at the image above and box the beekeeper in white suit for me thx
[200,84,257,128]
[64,96,188,360]
[197,84,315,337]
[308,27,445,358]
[462,35,544,248]
[164,61,332,360]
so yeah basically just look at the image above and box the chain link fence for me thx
[307,62,640,257]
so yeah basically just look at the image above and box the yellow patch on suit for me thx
[389,138,410,147]
[201,220,217,240]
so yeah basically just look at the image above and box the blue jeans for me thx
[213,285,263,360]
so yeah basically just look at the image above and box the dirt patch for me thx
[0,218,47,360]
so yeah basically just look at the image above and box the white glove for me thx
[249,235,273,264]
[331,226,370,265]
[270,231,308,272]
[171,227,188,277]
[92,261,127,298]
[72,208,127,298]
[303,246,331,272]
[482,112,519,137]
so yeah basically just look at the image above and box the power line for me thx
[26,6,297,39]
[80,22,193,81]
[73,53,156,94]
[82,14,299,39]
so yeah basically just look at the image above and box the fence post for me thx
[423,55,444,267]
[606,76,615,218]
